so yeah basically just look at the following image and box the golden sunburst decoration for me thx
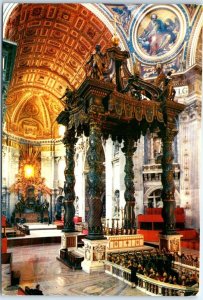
[10,144,51,198]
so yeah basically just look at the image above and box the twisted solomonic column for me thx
[86,120,105,240]
[63,127,77,232]
[160,126,178,234]
[122,138,137,230]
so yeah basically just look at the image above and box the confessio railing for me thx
[105,261,198,296]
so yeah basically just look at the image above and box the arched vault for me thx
[4,3,114,140]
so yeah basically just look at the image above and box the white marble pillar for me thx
[133,137,145,215]
[105,138,113,223]
[8,147,20,216]
[41,151,54,189]
[81,239,108,273]
[53,156,60,188]
[178,99,201,230]
[2,145,9,187]
[149,136,155,164]
[75,151,85,219]
[58,157,65,188]
[119,141,126,210]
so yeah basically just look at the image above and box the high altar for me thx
[57,31,185,273]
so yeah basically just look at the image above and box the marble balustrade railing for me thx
[105,261,198,296]
[137,274,198,296]
[105,261,131,285]
[173,261,199,275]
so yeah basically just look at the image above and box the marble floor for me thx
[2,243,146,296]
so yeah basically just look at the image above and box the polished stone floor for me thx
[2,243,146,296]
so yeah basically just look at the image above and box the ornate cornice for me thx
[180,100,201,121]
[2,131,63,146]
[145,64,202,97]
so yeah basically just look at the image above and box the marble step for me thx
[75,248,85,256]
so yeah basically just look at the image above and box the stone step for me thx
[75,248,85,256]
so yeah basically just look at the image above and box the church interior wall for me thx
[1,3,202,231]
[2,144,19,218]
[74,149,86,220]
[104,138,114,222]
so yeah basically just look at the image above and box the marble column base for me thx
[60,232,78,251]
[81,239,108,274]
[106,234,144,252]
[159,234,183,253]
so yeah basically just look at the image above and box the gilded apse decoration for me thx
[10,144,51,199]
[5,91,64,140]
[4,3,113,140]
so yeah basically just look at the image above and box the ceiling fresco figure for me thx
[138,13,179,56]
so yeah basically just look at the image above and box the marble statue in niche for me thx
[113,190,120,218]
[74,196,80,216]
[153,137,162,160]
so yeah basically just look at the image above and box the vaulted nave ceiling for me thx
[4,4,113,140]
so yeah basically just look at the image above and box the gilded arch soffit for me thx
[4,3,114,140]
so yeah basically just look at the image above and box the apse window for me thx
[24,164,34,178]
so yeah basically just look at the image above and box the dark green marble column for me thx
[63,127,77,232]
[160,127,177,234]
[86,120,105,240]
[122,138,137,230]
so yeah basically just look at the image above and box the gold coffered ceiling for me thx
[5,4,112,140]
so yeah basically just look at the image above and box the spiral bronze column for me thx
[62,127,77,232]
[86,120,105,240]
[122,138,137,230]
[160,126,178,235]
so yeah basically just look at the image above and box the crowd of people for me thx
[174,252,199,268]
[107,248,199,288]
